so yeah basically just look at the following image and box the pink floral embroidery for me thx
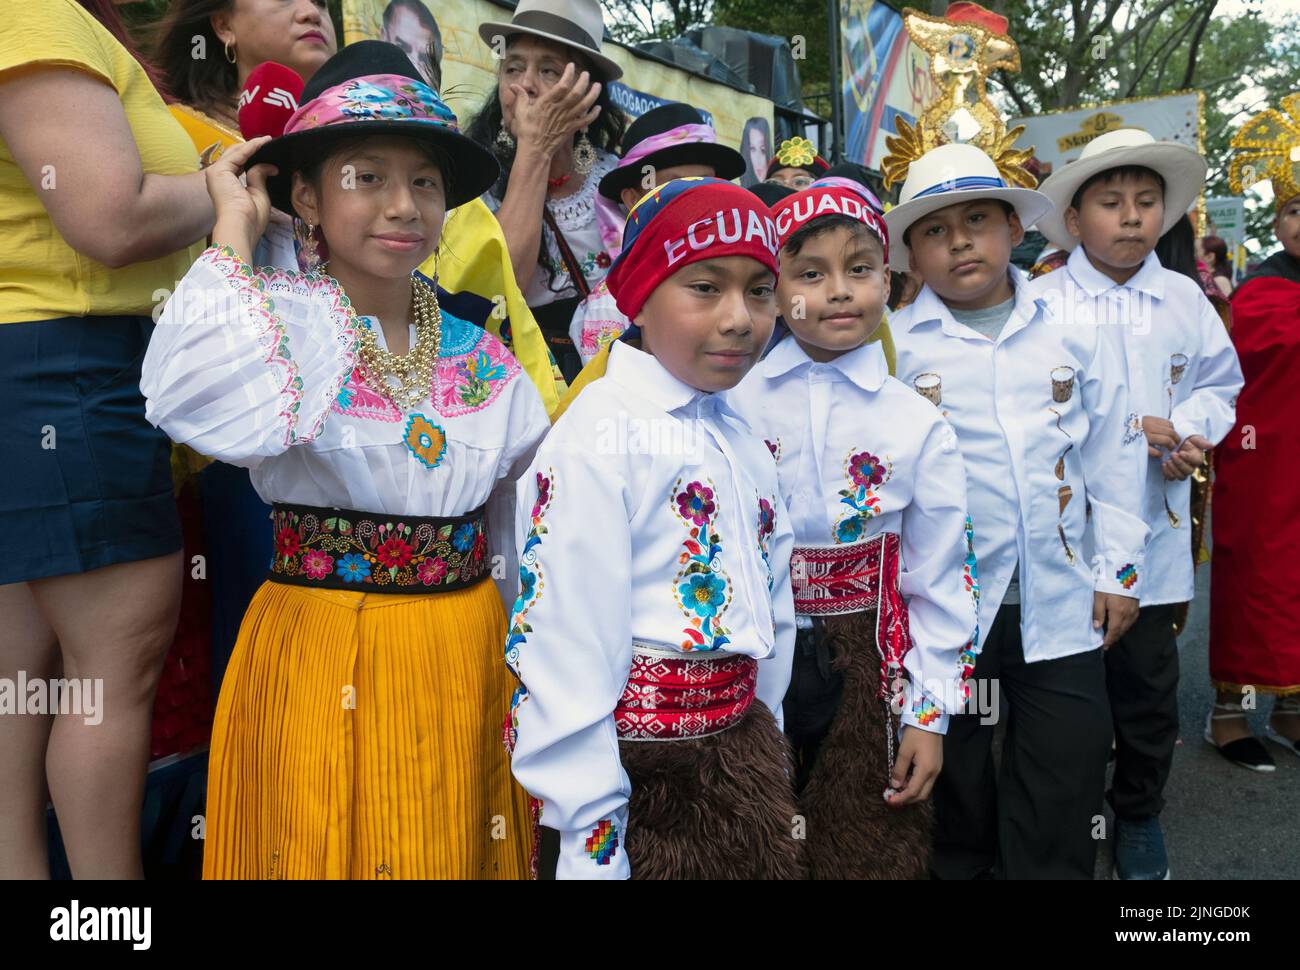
[418,556,448,586]
[432,323,522,418]
[300,548,334,580]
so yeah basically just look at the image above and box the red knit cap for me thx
[605,178,780,321]
[771,184,890,261]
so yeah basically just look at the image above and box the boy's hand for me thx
[1142,415,1179,457]
[884,726,942,807]
[1162,435,1210,481]
[1093,591,1139,648]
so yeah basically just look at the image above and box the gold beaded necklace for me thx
[351,277,442,411]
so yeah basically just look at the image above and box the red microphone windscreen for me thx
[237,62,305,141]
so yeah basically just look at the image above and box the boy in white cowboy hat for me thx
[1029,127,1243,880]
[887,141,1150,880]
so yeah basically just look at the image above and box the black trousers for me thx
[932,604,1112,879]
[1105,603,1181,820]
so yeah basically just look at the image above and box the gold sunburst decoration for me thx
[1228,92,1300,209]
[774,136,818,169]
[881,3,1037,190]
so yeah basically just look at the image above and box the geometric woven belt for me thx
[614,643,757,742]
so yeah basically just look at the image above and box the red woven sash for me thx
[614,645,757,742]
[791,532,911,708]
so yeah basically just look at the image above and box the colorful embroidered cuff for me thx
[1094,555,1143,599]
[556,807,631,880]
[903,679,949,735]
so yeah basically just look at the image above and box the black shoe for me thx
[1112,816,1170,880]
[1204,710,1276,772]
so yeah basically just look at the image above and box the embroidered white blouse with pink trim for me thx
[140,245,549,541]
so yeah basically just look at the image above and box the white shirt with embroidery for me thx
[505,340,796,880]
[1027,249,1242,607]
[140,245,550,599]
[891,268,1150,663]
[485,150,619,307]
[728,336,979,734]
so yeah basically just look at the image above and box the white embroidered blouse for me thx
[140,246,550,572]
[504,341,797,879]
[485,149,619,306]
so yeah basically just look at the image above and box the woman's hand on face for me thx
[205,136,277,240]
[505,62,602,160]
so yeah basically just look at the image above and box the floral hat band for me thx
[284,74,460,136]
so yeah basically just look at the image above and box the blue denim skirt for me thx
[0,315,181,584]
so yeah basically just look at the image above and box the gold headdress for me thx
[771,136,828,172]
[881,2,1036,190]
[1228,92,1300,209]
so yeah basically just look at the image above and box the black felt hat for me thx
[597,103,746,201]
[247,41,499,216]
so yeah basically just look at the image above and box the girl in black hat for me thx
[141,42,551,880]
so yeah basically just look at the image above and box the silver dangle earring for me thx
[573,129,596,176]
[495,125,515,152]
[300,221,327,273]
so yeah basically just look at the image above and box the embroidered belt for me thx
[791,532,912,713]
[267,502,489,594]
[614,643,757,742]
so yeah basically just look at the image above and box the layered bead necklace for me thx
[352,277,442,411]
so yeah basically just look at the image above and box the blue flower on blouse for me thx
[835,517,865,543]
[337,553,371,583]
[513,566,537,616]
[453,523,476,552]
[678,572,727,619]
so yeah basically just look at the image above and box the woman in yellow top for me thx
[0,0,214,878]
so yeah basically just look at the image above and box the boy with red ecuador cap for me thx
[729,184,978,878]
[503,178,803,879]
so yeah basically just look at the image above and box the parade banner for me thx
[343,0,773,174]
[1010,91,1204,179]
[1205,195,1247,280]
[839,0,939,173]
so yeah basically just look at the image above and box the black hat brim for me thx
[598,142,747,200]
[248,121,501,217]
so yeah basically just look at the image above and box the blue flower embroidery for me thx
[336,553,371,583]
[678,572,727,619]
[452,523,476,552]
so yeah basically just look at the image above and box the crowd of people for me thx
[1,0,1297,881]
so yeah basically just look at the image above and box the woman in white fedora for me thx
[467,0,627,383]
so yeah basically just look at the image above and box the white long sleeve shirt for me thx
[506,340,796,879]
[892,268,1150,662]
[1027,248,1243,606]
[728,336,978,734]
[139,246,550,605]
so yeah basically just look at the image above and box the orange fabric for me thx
[203,578,532,878]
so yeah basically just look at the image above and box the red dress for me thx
[1209,253,1300,694]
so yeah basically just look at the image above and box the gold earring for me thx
[224,40,237,64]
[573,130,596,177]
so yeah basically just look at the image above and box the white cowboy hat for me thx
[1036,128,1207,251]
[882,143,1055,272]
[479,0,623,81]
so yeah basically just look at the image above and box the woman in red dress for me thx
[1209,99,1300,768]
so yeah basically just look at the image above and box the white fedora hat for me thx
[1036,128,1207,251]
[881,142,1055,272]
[479,0,623,81]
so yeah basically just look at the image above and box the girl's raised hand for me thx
[204,136,278,242]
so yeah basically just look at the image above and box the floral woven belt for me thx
[267,501,489,594]
[614,643,757,742]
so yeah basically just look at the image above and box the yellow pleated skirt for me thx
[202,578,533,879]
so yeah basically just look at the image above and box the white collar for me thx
[1067,246,1167,300]
[606,340,749,427]
[761,333,888,392]
[901,266,1044,342]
